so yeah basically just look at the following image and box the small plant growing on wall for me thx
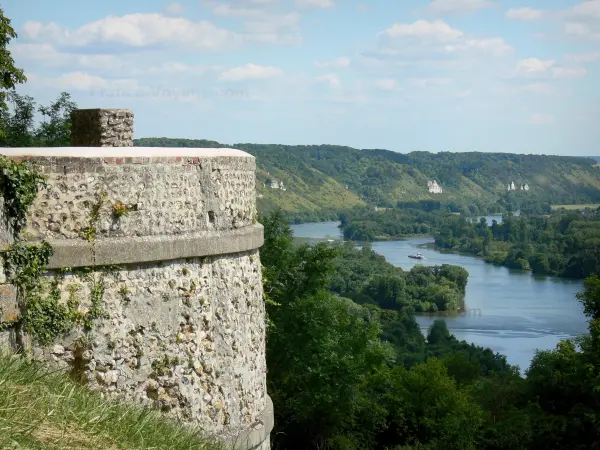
[112,201,130,218]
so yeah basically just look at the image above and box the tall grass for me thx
[0,352,223,450]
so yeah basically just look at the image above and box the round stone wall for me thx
[0,148,271,449]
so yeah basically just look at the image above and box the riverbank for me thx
[291,221,587,371]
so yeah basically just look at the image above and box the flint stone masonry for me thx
[0,146,272,450]
[71,109,134,147]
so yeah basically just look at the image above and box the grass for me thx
[0,352,222,450]
[551,204,600,211]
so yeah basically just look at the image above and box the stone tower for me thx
[0,109,272,450]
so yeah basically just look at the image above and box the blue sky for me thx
[4,0,600,155]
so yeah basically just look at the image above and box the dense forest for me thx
[262,211,600,449]
[436,211,600,278]
[135,137,600,218]
[330,241,469,313]
[338,206,600,279]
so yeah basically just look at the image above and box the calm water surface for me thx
[291,221,587,372]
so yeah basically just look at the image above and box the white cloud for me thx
[219,63,283,82]
[27,71,140,92]
[443,37,511,56]
[208,4,302,44]
[212,4,273,17]
[315,73,341,89]
[505,7,545,21]
[522,83,555,95]
[12,43,120,69]
[146,62,209,74]
[21,14,243,50]
[378,20,511,58]
[530,113,554,124]
[515,58,556,76]
[572,0,600,18]
[504,2,600,41]
[425,0,497,15]
[515,58,587,79]
[552,66,587,78]
[565,52,600,63]
[564,1,600,40]
[20,10,303,51]
[564,21,600,39]
[164,2,184,15]
[381,20,464,41]
[374,78,398,90]
[295,0,335,7]
[314,57,351,69]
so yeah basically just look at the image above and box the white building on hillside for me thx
[428,180,443,194]
[268,180,286,191]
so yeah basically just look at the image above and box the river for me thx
[290,221,587,372]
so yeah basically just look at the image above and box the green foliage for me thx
[151,354,181,376]
[427,320,451,345]
[36,92,77,146]
[81,190,107,241]
[0,156,47,233]
[2,241,108,345]
[112,200,130,218]
[435,211,600,279]
[259,212,600,449]
[330,242,468,313]
[261,211,515,449]
[2,241,74,345]
[0,151,108,345]
[0,8,26,137]
[0,91,77,147]
[378,359,485,449]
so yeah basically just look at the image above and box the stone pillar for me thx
[71,108,134,147]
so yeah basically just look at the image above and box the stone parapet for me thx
[0,148,257,240]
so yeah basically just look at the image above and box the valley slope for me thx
[134,138,600,217]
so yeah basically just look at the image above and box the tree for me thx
[427,320,451,345]
[529,253,550,275]
[261,211,392,448]
[522,276,600,449]
[577,275,600,320]
[438,264,469,292]
[363,275,407,310]
[0,92,36,146]
[0,8,26,137]
[36,92,77,146]
[0,91,79,147]
[377,359,483,449]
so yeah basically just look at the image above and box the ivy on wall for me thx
[0,156,110,346]
[0,157,46,233]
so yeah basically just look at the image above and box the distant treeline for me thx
[436,211,600,278]
[134,137,600,219]
[339,205,600,279]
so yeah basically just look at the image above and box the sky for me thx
[3,0,600,155]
